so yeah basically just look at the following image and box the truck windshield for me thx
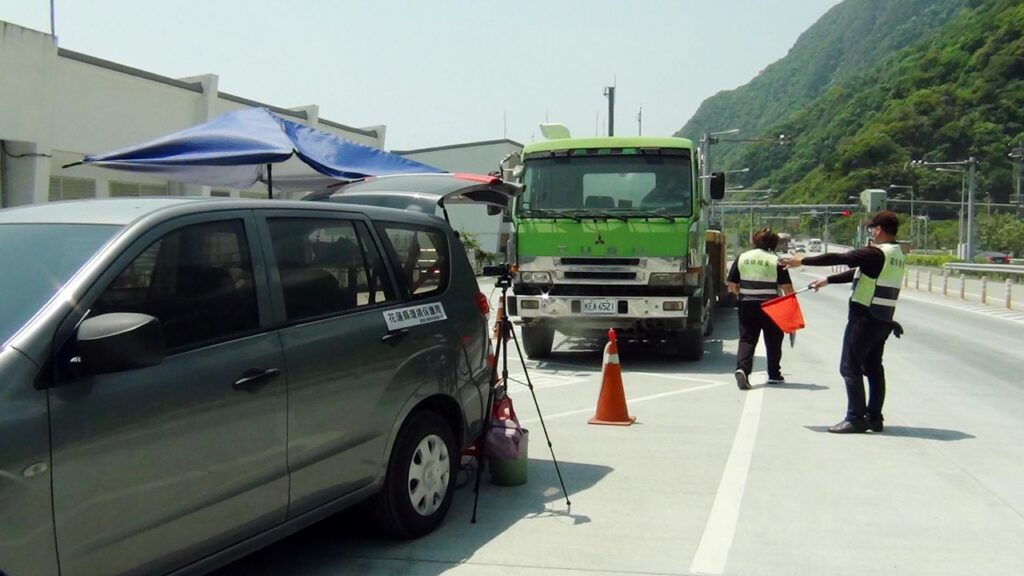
[518,153,693,218]
[0,223,120,346]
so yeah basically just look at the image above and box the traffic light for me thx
[840,210,851,217]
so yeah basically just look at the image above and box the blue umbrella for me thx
[64,108,441,198]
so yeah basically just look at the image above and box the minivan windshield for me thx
[0,223,120,346]
[518,153,693,219]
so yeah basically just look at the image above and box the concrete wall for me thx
[1,20,385,207]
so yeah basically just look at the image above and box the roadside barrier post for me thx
[1006,278,1013,309]
[915,269,921,290]
[927,271,933,293]
[960,274,966,300]
[981,276,988,304]
[904,271,909,288]
[942,270,949,296]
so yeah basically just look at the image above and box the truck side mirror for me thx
[709,172,726,200]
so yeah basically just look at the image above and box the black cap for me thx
[865,210,899,234]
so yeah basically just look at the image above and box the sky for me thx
[1,0,844,151]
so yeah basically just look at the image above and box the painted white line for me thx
[901,293,1024,325]
[689,386,765,575]
[517,382,726,425]
[631,372,724,385]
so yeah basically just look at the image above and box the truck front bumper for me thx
[508,293,700,336]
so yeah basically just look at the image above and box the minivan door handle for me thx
[233,368,281,392]
[380,329,409,346]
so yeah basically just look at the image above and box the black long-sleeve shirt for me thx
[801,244,893,318]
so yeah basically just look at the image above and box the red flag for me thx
[760,293,805,333]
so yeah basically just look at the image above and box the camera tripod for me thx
[471,265,571,522]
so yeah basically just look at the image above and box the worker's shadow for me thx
[760,381,828,391]
[803,425,974,441]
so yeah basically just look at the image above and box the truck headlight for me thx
[520,271,551,283]
[649,273,685,286]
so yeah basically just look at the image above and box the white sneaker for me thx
[734,370,751,390]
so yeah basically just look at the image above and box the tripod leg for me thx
[471,330,502,523]
[508,325,571,511]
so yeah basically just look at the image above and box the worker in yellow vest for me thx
[727,228,794,390]
[784,211,906,434]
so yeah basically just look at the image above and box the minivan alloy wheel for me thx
[408,433,451,516]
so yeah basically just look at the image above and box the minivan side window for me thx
[267,218,395,321]
[379,223,449,298]
[92,219,258,350]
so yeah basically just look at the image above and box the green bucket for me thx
[489,429,528,486]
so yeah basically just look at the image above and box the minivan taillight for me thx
[475,293,490,315]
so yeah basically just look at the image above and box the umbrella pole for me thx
[267,163,274,199]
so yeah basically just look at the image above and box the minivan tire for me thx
[522,324,554,358]
[371,411,456,538]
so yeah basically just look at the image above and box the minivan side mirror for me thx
[709,172,726,201]
[74,313,165,375]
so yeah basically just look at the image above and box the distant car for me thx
[1,197,494,576]
[791,242,807,253]
[807,238,823,252]
[977,251,1011,264]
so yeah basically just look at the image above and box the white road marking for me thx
[689,386,766,575]
[901,293,1024,324]
[517,382,726,425]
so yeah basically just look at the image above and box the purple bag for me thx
[485,395,525,460]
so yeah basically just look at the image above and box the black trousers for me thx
[839,311,893,421]
[736,302,784,378]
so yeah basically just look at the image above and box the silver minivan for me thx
[0,198,493,576]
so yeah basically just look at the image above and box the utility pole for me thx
[908,157,980,260]
[637,105,643,136]
[966,156,978,261]
[603,86,616,136]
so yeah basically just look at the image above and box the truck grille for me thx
[560,257,640,266]
[515,285,689,297]
[564,271,637,280]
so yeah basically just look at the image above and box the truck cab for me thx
[504,135,724,359]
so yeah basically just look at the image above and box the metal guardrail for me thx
[943,263,1024,275]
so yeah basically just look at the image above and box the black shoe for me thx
[734,370,751,390]
[866,415,884,432]
[828,419,868,434]
[766,375,785,384]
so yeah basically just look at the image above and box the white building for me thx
[397,139,523,255]
[2,20,522,258]
[0,20,386,206]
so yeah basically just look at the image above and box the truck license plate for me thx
[582,299,616,314]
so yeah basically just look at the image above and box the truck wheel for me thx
[677,325,704,361]
[370,411,456,538]
[719,291,738,309]
[522,324,554,358]
[703,277,715,337]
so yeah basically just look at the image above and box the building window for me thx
[210,189,232,198]
[110,181,169,197]
[49,177,96,201]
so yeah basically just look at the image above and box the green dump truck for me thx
[504,132,726,360]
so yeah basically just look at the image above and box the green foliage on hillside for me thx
[679,0,1024,252]
[678,0,967,167]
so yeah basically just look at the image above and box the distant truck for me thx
[502,127,726,360]
[808,238,823,252]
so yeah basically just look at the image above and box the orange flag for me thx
[760,292,805,333]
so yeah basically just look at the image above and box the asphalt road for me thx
[211,273,1024,576]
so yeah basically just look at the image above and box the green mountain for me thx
[677,0,1024,214]
[677,0,967,167]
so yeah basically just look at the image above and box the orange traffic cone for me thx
[491,298,506,341]
[589,329,636,426]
